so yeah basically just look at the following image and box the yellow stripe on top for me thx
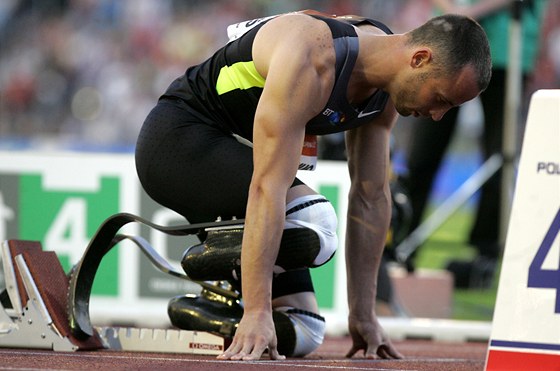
[216,61,265,95]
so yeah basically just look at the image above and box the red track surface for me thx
[0,336,488,370]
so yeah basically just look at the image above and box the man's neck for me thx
[350,33,406,99]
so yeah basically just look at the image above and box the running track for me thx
[0,336,488,370]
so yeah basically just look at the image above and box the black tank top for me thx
[161,14,392,141]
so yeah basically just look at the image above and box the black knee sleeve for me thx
[273,310,297,356]
[272,268,314,299]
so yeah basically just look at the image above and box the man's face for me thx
[393,65,480,121]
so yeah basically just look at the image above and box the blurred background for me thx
[1,0,559,321]
[1,0,557,151]
[0,0,402,151]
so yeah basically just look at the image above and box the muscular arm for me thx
[218,14,334,361]
[344,103,402,359]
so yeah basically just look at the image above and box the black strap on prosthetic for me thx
[67,212,244,340]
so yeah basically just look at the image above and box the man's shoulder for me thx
[264,12,329,33]
[254,13,334,53]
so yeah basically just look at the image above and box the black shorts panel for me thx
[136,101,303,223]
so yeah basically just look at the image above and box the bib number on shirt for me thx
[299,134,317,171]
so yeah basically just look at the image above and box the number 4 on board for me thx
[528,208,560,314]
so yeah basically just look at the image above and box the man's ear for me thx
[410,49,432,68]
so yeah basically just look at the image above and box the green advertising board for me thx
[0,152,350,332]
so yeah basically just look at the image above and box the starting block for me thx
[0,239,224,354]
[485,90,560,370]
[0,240,103,351]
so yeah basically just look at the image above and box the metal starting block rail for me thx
[0,240,224,355]
[98,326,224,355]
